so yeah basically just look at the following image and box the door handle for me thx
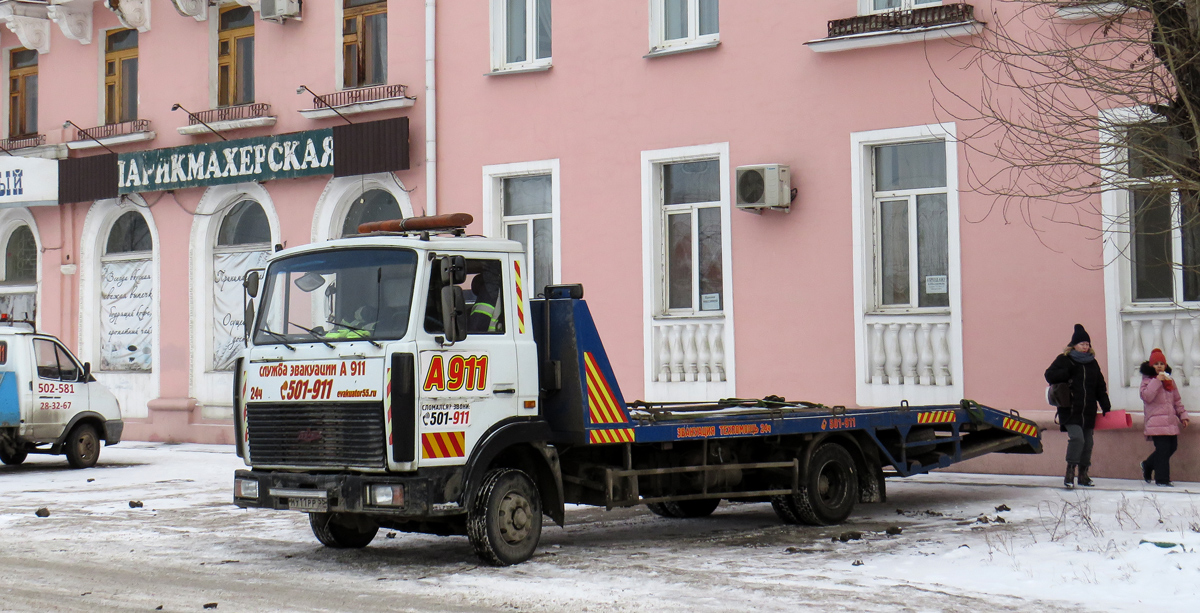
[493,388,517,395]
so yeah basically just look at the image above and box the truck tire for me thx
[646,502,675,517]
[309,512,378,548]
[769,496,806,524]
[663,499,720,518]
[64,423,100,469]
[790,443,858,526]
[0,447,26,466]
[468,468,542,566]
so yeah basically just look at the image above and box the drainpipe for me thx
[425,0,438,216]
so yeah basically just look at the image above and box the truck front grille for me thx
[246,402,386,468]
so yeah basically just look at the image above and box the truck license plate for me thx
[288,497,328,512]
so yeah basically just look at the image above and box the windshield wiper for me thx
[329,322,382,348]
[258,329,296,351]
[288,321,335,349]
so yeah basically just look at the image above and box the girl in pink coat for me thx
[1140,348,1190,486]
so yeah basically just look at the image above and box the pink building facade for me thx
[4,0,1194,480]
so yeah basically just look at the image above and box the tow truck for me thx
[231,214,1042,565]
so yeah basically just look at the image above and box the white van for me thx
[0,319,123,468]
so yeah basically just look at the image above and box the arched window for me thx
[212,200,271,371]
[99,210,154,372]
[341,189,401,237]
[0,224,37,319]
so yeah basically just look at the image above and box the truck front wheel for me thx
[0,447,26,465]
[64,423,100,469]
[309,512,378,548]
[468,468,542,566]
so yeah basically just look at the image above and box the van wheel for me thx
[790,443,858,525]
[0,447,26,465]
[309,512,378,548]
[65,423,100,469]
[468,468,542,566]
[663,499,720,518]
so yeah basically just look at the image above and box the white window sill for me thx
[1056,2,1136,20]
[805,20,982,53]
[653,312,725,321]
[177,116,277,136]
[298,96,415,120]
[645,39,721,58]
[487,62,553,76]
[66,131,157,150]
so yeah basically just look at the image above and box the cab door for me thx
[29,338,90,440]
[414,254,520,468]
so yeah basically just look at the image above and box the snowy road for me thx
[0,444,1195,612]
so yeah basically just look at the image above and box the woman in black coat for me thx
[1045,324,1111,488]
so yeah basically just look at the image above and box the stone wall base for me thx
[121,398,234,445]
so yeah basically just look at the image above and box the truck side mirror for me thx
[439,256,466,286]
[244,300,255,345]
[440,285,468,343]
[244,270,260,298]
[80,362,91,382]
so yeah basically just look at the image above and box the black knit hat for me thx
[1069,324,1091,346]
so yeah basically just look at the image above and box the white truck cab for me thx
[0,318,123,468]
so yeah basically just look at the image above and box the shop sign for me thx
[0,156,57,208]
[118,128,334,194]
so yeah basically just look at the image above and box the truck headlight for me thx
[369,484,404,507]
[235,479,259,499]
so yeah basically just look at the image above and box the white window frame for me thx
[481,159,561,294]
[861,0,942,15]
[0,209,41,327]
[490,0,552,74]
[658,163,724,317]
[641,143,735,401]
[851,124,962,406]
[870,145,951,314]
[648,0,720,57]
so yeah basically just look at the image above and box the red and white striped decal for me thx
[421,431,466,459]
[514,260,526,334]
[589,428,635,444]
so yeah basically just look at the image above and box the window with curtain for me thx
[661,160,723,313]
[1126,124,1200,303]
[493,0,551,71]
[105,29,138,125]
[212,201,270,371]
[8,48,37,138]
[0,225,36,320]
[218,6,255,107]
[872,141,949,309]
[99,211,153,371]
[343,0,388,88]
[341,189,401,237]
[652,0,718,52]
[501,174,555,297]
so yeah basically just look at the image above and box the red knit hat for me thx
[1149,348,1167,365]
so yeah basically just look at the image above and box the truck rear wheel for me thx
[309,512,378,548]
[0,447,26,466]
[646,502,674,517]
[64,423,99,469]
[664,499,720,518]
[770,496,807,524]
[790,443,858,525]
[468,468,542,566]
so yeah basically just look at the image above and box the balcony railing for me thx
[864,313,953,387]
[651,317,727,384]
[310,84,413,109]
[0,134,45,150]
[189,103,272,125]
[828,3,976,38]
[71,119,151,142]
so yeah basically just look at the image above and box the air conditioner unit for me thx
[261,0,301,22]
[736,164,792,212]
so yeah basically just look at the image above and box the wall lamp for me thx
[171,103,228,141]
[296,85,353,125]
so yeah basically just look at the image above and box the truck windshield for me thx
[253,248,418,345]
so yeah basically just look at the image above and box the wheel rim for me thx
[497,490,533,545]
[816,461,847,505]
[77,432,97,462]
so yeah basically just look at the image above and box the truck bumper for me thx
[232,469,463,518]
[104,419,123,445]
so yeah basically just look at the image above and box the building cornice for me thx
[104,0,149,32]
[0,1,51,54]
[48,0,95,45]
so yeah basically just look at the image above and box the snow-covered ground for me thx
[0,443,1195,612]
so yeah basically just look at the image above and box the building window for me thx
[651,0,719,53]
[105,29,139,125]
[8,48,36,138]
[492,0,551,72]
[343,0,387,89]
[99,211,153,372]
[867,0,941,13]
[501,175,554,297]
[218,6,255,107]
[661,160,723,314]
[871,141,949,310]
[341,189,401,237]
[0,224,36,319]
[212,201,270,371]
